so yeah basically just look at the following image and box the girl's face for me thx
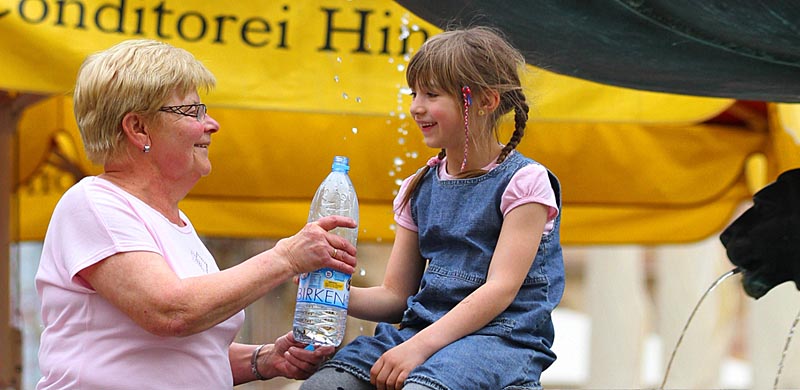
[150,91,220,182]
[409,85,464,150]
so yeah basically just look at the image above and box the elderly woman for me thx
[34,39,357,389]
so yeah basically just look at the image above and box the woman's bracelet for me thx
[250,343,267,381]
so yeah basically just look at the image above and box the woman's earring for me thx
[143,144,151,153]
[478,109,486,116]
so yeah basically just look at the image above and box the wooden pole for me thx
[0,92,44,390]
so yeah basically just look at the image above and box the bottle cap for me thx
[332,156,350,172]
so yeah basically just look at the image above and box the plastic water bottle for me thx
[292,156,359,347]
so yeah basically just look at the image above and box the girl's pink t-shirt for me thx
[35,177,245,390]
[394,155,559,233]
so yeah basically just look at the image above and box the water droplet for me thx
[397,137,405,145]
[394,179,403,186]
[355,97,362,103]
[410,151,418,158]
[333,75,339,83]
[342,93,349,100]
[393,157,405,166]
[359,268,366,276]
[388,58,395,64]
[388,171,396,177]
[352,127,358,134]
[400,87,412,95]
[337,57,342,63]
[412,24,420,32]
[399,26,410,40]
[396,64,405,72]
[398,113,406,120]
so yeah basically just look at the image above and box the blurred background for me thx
[3,1,800,389]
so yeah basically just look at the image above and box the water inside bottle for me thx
[292,155,358,347]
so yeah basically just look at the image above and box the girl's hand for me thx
[369,341,430,390]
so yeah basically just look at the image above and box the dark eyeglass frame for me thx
[158,103,207,122]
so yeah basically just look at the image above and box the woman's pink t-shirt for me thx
[35,177,245,389]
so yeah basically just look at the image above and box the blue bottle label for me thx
[296,268,350,309]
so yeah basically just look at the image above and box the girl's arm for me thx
[370,202,549,388]
[348,226,426,323]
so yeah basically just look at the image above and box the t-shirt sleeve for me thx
[501,164,559,223]
[392,174,419,232]
[54,183,161,285]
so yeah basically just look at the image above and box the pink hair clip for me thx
[426,156,441,168]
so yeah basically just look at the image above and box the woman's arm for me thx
[348,226,426,323]
[79,216,357,337]
[370,202,549,388]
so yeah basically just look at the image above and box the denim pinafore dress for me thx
[324,152,565,390]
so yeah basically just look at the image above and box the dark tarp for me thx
[394,1,800,102]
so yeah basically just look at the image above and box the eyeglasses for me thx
[158,103,207,122]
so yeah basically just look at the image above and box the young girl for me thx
[301,26,564,390]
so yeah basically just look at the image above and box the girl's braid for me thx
[497,90,529,164]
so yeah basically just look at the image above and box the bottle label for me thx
[296,268,350,309]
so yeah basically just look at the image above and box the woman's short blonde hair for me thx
[73,39,215,164]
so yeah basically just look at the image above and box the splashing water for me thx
[399,25,410,40]
[659,267,742,390]
[774,306,800,390]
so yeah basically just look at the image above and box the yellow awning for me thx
[11,0,794,245]
[17,97,781,245]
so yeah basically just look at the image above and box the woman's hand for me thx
[257,332,336,380]
[273,215,358,276]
